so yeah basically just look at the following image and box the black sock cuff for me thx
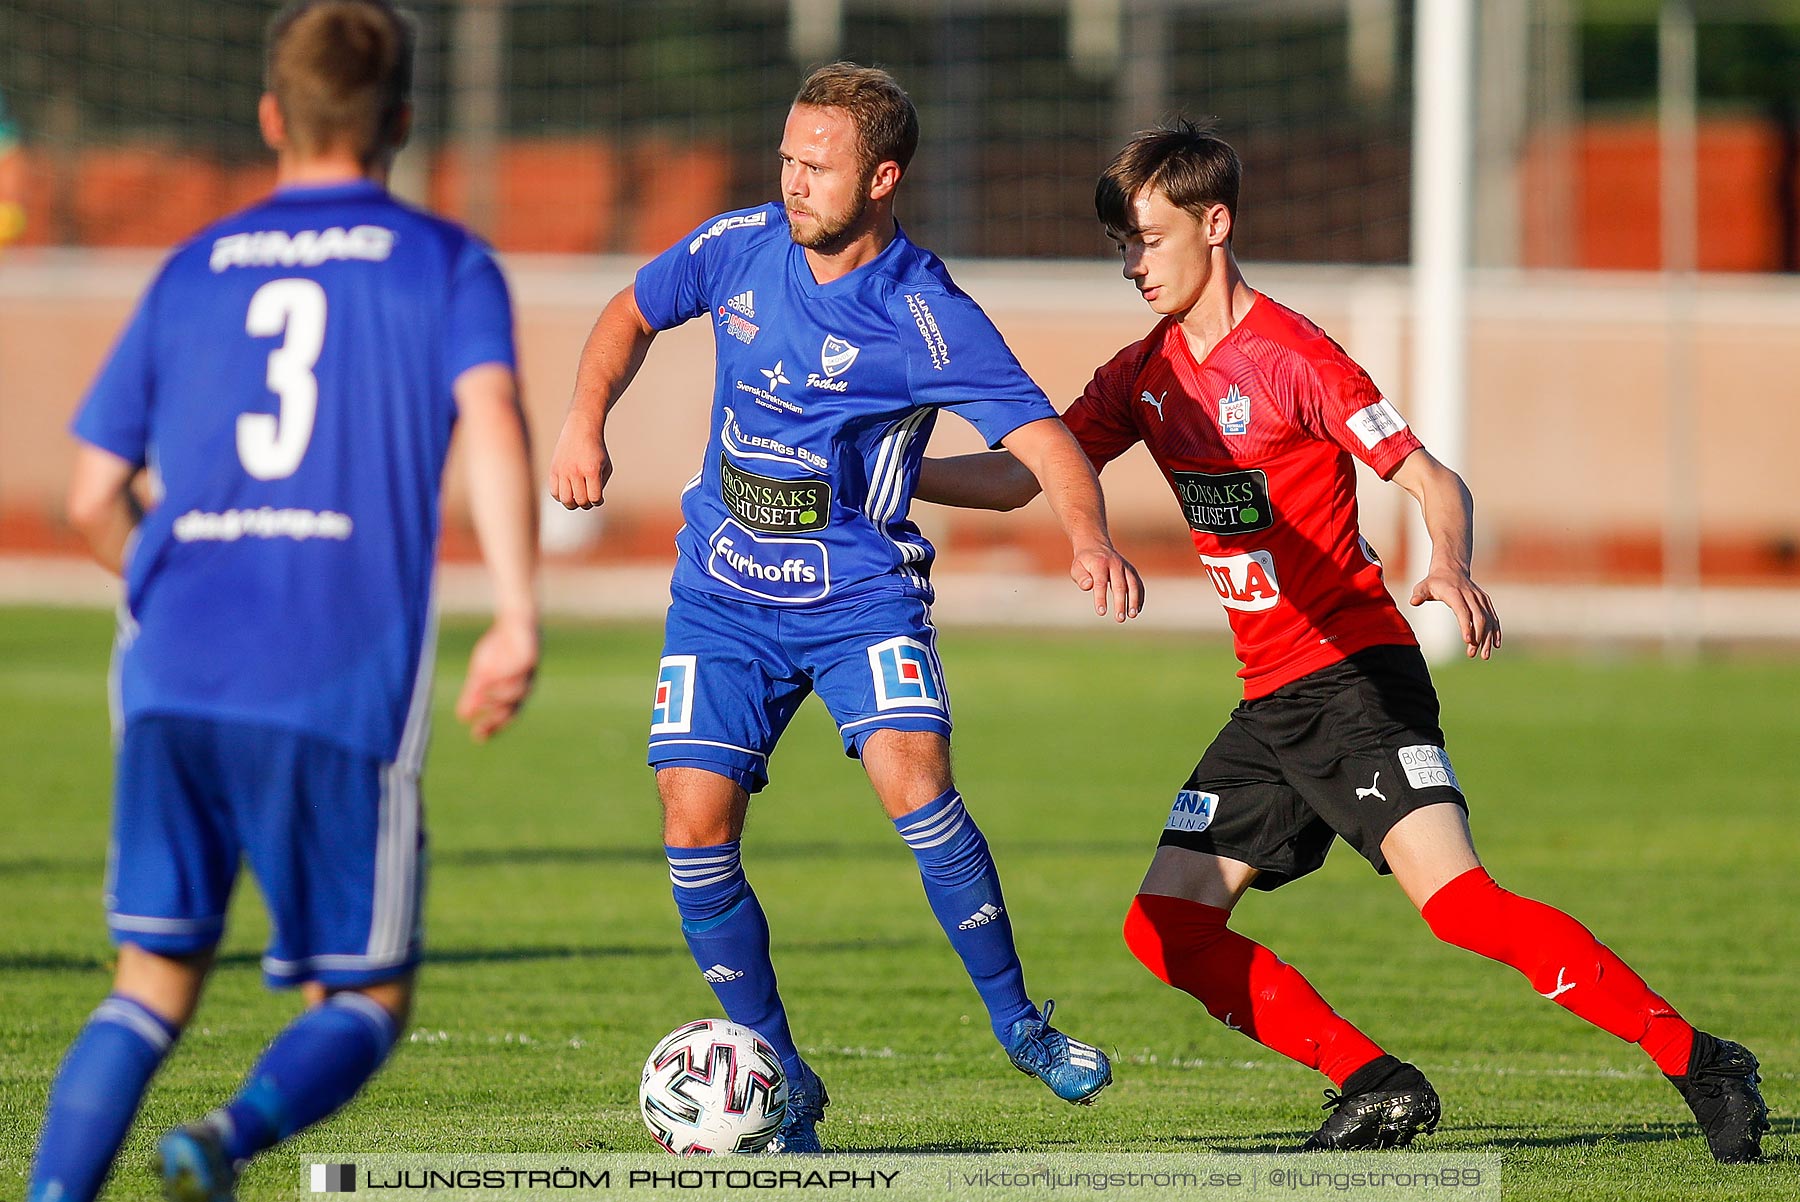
[1340,1053,1412,1096]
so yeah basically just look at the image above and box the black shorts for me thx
[1157,644,1467,890]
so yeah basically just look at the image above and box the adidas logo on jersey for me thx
[726,290,756,318]
[958,903,1004,930]
[702,964,744,983]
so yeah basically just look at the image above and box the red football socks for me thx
[1123,893,1386,1087]
[1421,867,1693,1075]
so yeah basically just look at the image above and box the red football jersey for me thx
[1063,294,1422,697]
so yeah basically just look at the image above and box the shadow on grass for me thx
[841,1140,1013,1153]
[0,855,106,877]
[0,936,938,974]
[1157,1134,1296,1153]
[1175,1119,1800,1162]
[1455,1118,1799,1159]
[0,839,1147,879]
[433,841,1148,869]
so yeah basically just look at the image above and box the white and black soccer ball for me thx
[639,1019,788,1155]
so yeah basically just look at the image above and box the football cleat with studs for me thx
[1006,1000,1113,1105]
[764,1062,829,1154]
[1668,1030,1769,1164]
[1301,1056,1441,1151]
[154,1121,238,1202]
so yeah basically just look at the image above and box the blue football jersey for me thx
[71,180,515,763]
[634,203,1055,607]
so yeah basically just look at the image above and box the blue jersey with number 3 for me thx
[633,203,1055,608]
[71,180,515,763]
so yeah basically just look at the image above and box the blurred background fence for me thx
[1,0,1797,641]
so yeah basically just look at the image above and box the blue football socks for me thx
[29,994,179,1202]
[210,991,398,1161]
[667,841,805,1083]
[894,789,1036,1042]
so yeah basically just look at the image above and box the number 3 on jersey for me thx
[239,277,327,480]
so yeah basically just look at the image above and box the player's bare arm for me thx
[1390,448,1501,660]
[548,284,657,510]
[915,448,1041,512]
[65,444,142,576]
[454,362,541,741]
[999,416,1144,621]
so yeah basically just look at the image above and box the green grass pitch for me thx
[0,605,1793,1199]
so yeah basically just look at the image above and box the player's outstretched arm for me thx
[548,284,658,510]
[454,362,541,741]
[1390,448,1501,660]
[65,444,142,576]
[1000,417,1144,622]
[915,450,1042,511]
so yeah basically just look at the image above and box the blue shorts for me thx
[107,714,424,989]
[647,585,952,793]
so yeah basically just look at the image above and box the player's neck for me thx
[276,151,389,190]
[802,213,897,285]
[1176,256,1256,359]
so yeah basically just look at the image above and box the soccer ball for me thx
[639,1019,788,1155]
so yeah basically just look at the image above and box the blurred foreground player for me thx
[27,3,539,1198]
[549,64,1137,1152]
[919,122,1767,1162]
[0,87,26,252]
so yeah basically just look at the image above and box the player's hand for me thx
[456,615,540,741]
[1410,569,1501,659]
[548,412,612,510]
[1071,542,1145,622]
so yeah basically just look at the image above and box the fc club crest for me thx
[1218,384,1251,436]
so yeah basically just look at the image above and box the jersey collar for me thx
[1169,289,1262,377]
[787,220,910,299]
[271,179,389,203]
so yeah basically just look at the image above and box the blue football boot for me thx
[1006,1000,1112,1104]
[154,1122,238,1202]
[764,1061,829,1153]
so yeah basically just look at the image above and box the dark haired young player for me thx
[27,3,539,1198]
[549,63,1139,1153]
[918,121,1768,1163]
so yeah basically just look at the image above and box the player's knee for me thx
[657,768,748,845]
[113,943,214,1028]
[1122,898,1166,982]
[1124,893,1237,980]
[860,729,953,813]
[1123,895,1182,985]
[331,978,413,1033]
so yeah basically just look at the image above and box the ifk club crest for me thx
[820,335,860,379]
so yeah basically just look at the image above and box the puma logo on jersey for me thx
[1356,772,1386,802]
[1539,968,1576,1000]
[1139,390,1167,421]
